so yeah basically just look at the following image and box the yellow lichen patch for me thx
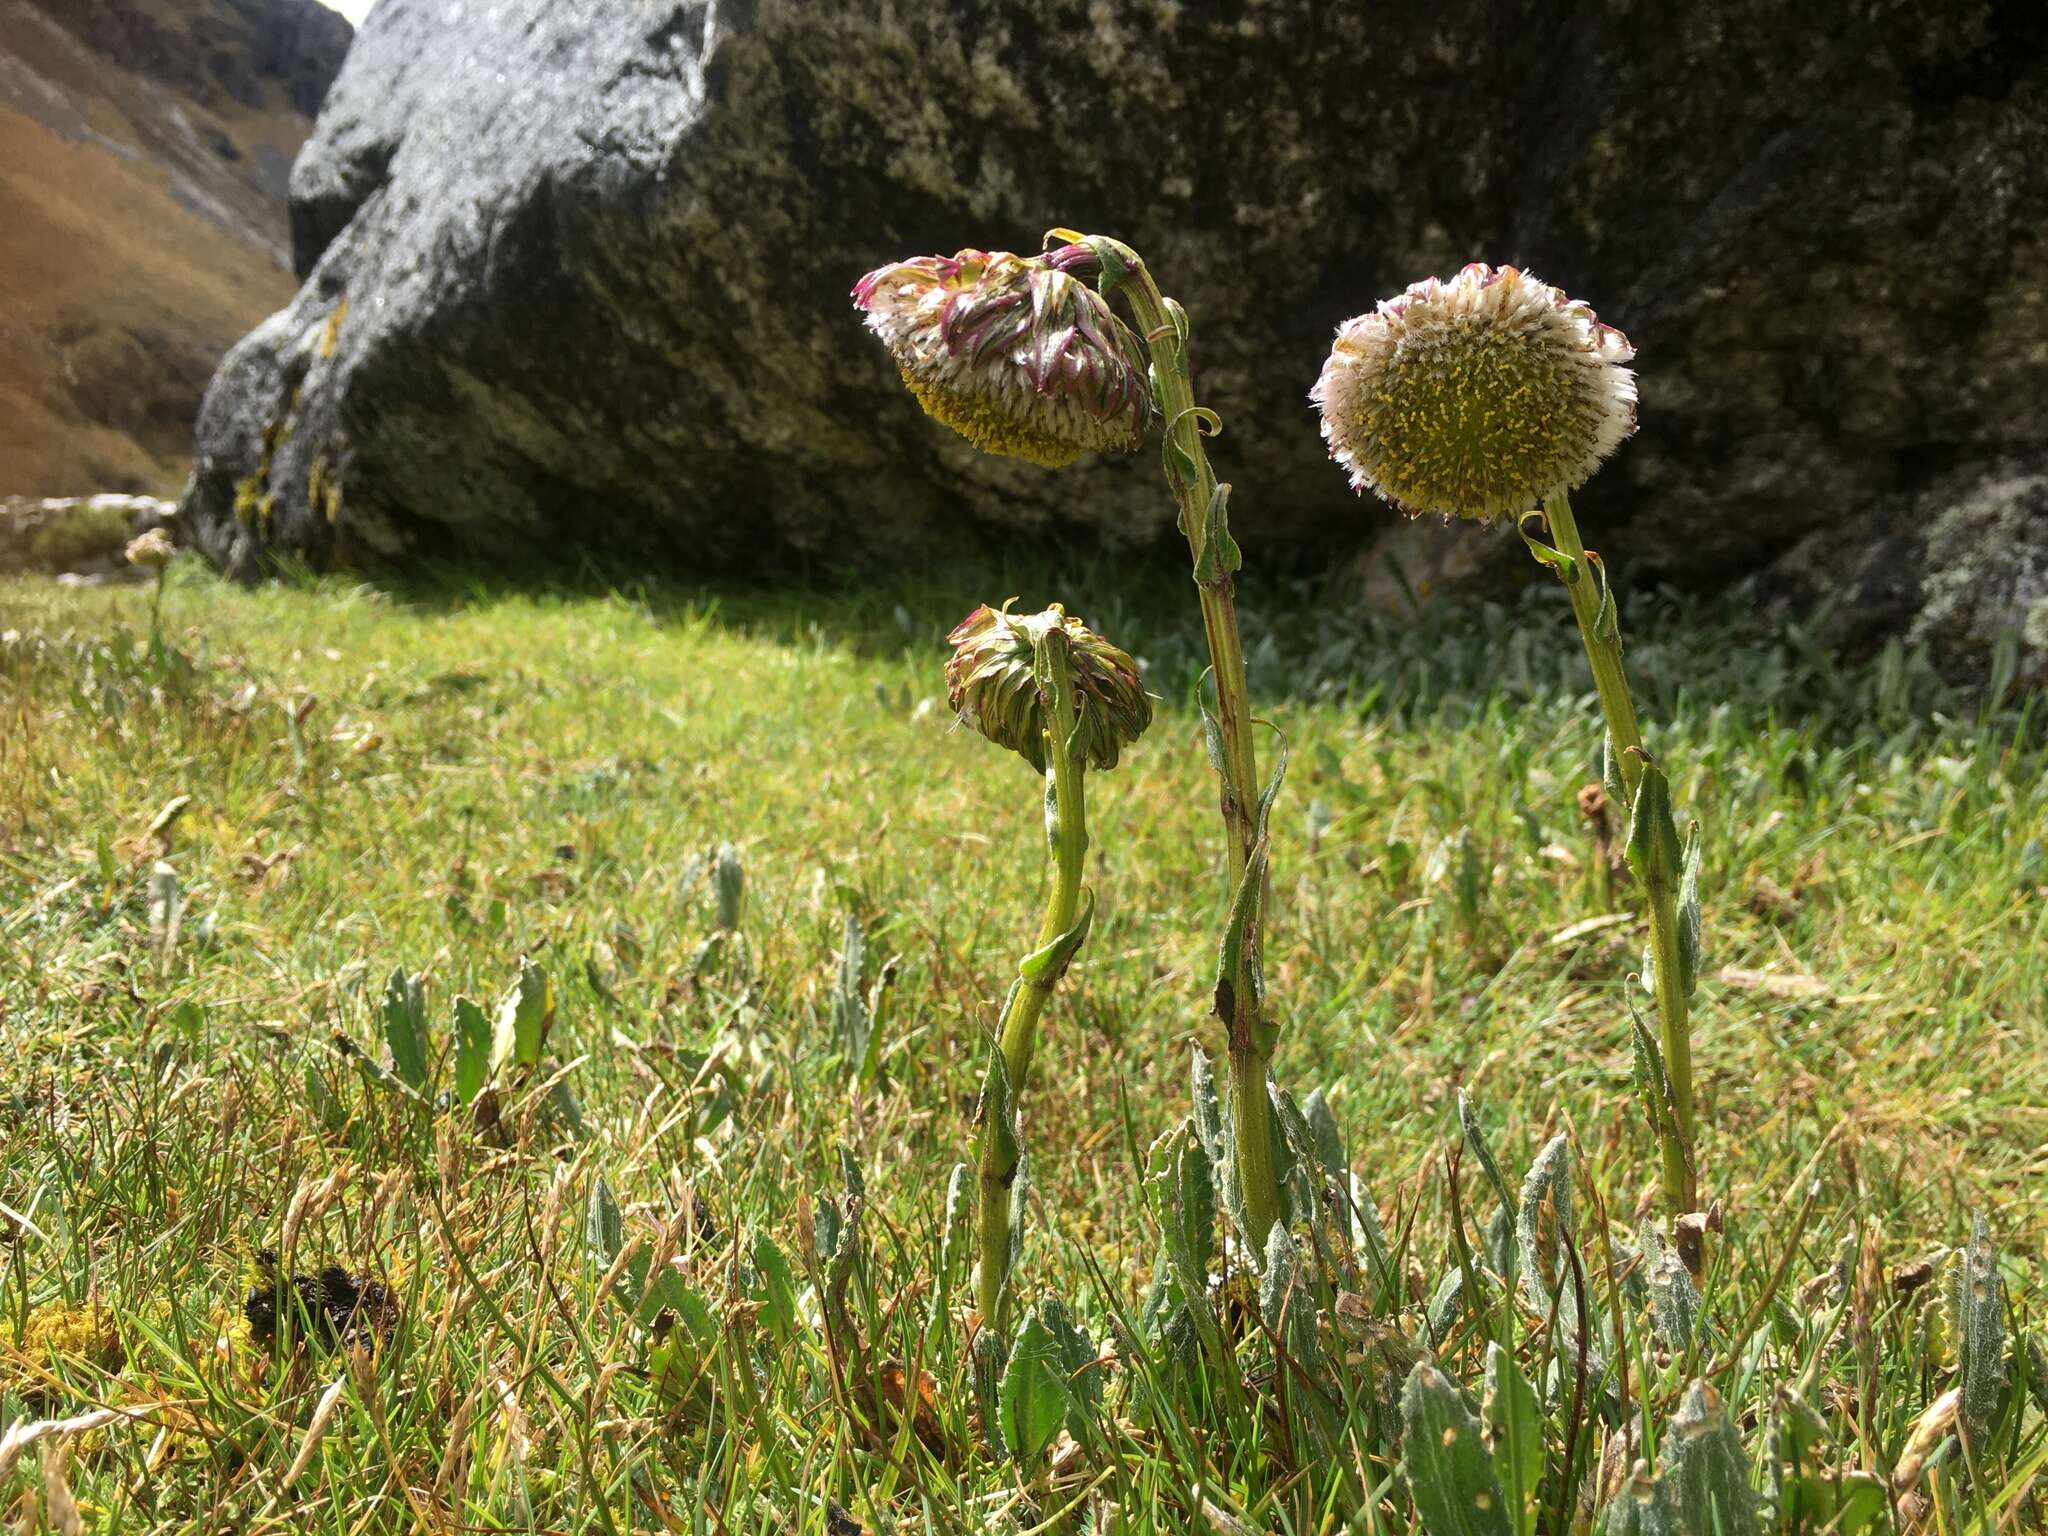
[308,452,343,525]
[318,300,350,360]
[903,368,1082,469]
[232,473,267,527]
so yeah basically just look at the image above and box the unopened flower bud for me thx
[1312,263,1637,522]
[946,602,1152,772]
[853,247,1153,468]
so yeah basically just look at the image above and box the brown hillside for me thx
[0,0,345,495]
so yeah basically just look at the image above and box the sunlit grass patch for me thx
[0,562,2041,1531]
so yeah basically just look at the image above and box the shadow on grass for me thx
[253,543,2044,762]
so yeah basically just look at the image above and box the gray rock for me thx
[1770,465,2048,689]
[182,0,2048,679]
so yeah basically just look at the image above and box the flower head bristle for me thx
[1311,263,1637,522]
[853,247,1153,468]
[946,602,1152,772]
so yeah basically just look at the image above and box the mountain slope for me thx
[0,0,349,494]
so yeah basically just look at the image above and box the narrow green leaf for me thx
[1018,887,1095,984]
[380,967,430,1092]
[1189,1046,1225,1167]
[821,1146,865,1345]
[1037,1296,1104,1440]
[492,956,551,1074]
[830,911,869,1064]
[1426,1265,1466,1341]
[1197,672,1229,781]
[1517,1134,1597,1367]
[1144,1120,1224,1367]
[1252,720,1288,845]
[1352,1173,1398,1297]
[1626,996,1674,1145]
[1624,762,1684,894]
[1191,1046,1252,1254]
[1261,1223,1321,1375]
[586,1175,624,1272]
[713,840,743,930]
[1458,1091,1515,1232]
[1300,1089,1348,1194]
[1518,515,1575,579]
[1642,1220,1702,1353]
[1658,1379,1761,1536]
[452,996,489,1106]
[753,1232,800,1342]
[1954,1214,2006,1447]
[1267,1083,1314,1228]
[1516,1134,1575,1305]
[1214,838,1269,1034]
[1483,1342,1542,1536]
[1675,821,1703,998]
[549,1077,585,1138]
[999,1311,1073,1466]
[302,1058,346,1134]
[930,1161,972,1337]
[1192,481,1241,586]
[1007,1147,1030,1276]
[1401,1362,1512,1536]
[1593,551,1620,649]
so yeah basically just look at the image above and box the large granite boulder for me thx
[182,0,2048,680]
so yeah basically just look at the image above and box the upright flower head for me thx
[853,246,1153,468]
[1311,263,1637,522]
[947,602,1152,772]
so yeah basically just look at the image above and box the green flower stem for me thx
[1099,238,1283,1248]
[975,627,1088,1340]
[1542,489,1698,1229]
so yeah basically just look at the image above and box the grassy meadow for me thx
[1,558,2043,1532]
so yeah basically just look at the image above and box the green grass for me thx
[1,559,2042,1533]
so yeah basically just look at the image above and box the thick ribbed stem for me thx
[974,629,1088,1340]
[1098,239,1281,1249]
[1543,491,1698,1250]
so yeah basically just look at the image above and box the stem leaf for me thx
[1192,482,1241,586]
[1018,887,1095,985]
[1624,761,1684,893]
[998,1310,1072,1467]
[1675,821,1704,998]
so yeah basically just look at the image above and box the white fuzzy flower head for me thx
[1311,263,1638,522]
[852,246,1152,469]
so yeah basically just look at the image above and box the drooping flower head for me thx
[946,602,1152,772]
[853,246,1153,468]
[125,527,176,569]
[1311,263,1637,522]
